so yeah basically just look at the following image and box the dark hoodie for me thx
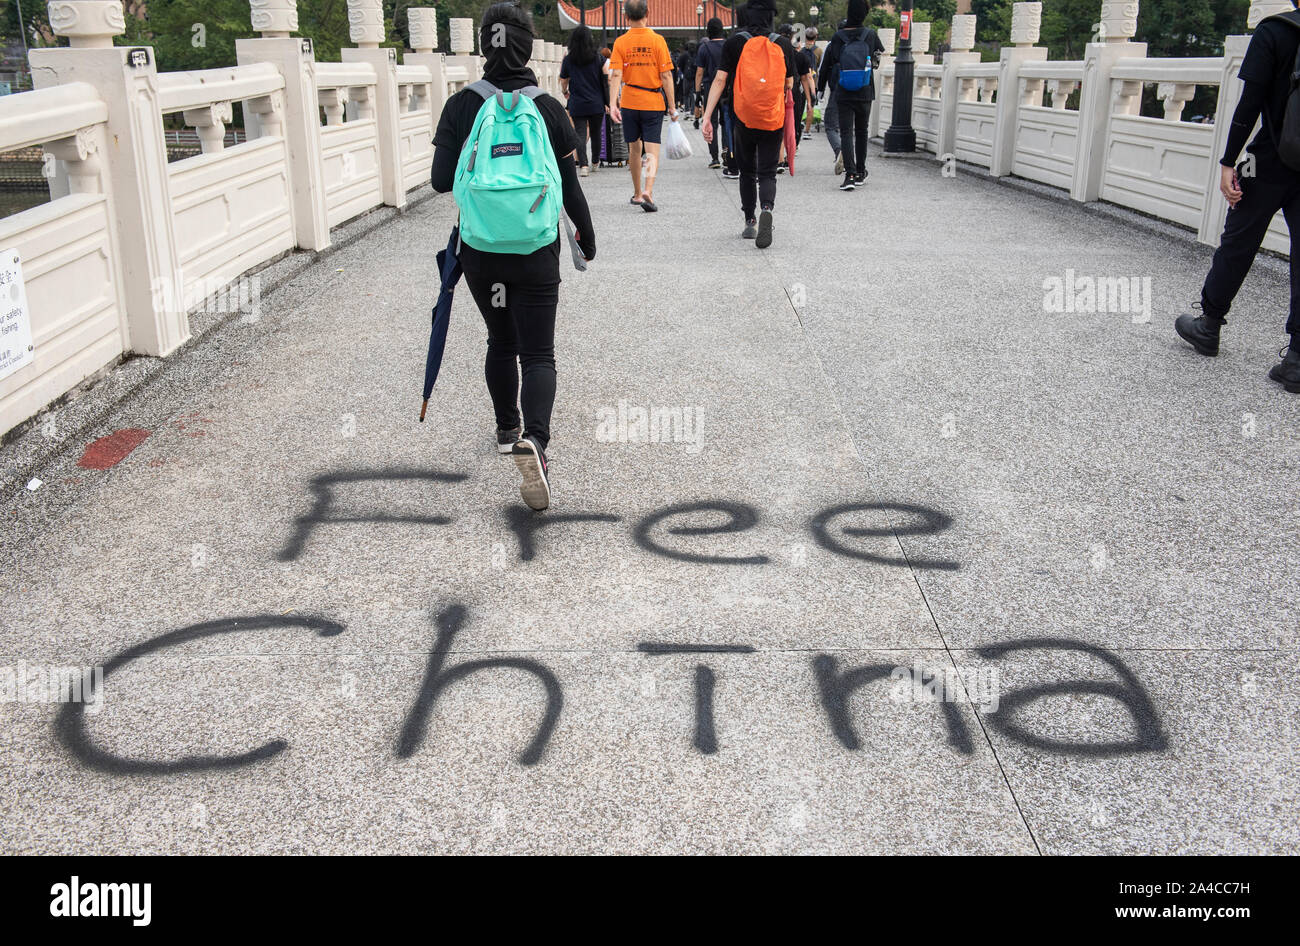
[432,17,595,271]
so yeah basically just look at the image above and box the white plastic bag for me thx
[663,118,693,160]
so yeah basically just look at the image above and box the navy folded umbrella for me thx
[420,226,462,422]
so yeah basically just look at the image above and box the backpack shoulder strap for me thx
[518,85,546,101]
[769,33,781,43]
[466,79,499,101]
[1266,10,1300,29]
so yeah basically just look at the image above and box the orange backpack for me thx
[732,33,786,132]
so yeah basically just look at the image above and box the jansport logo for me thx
[491,142,523,159]
[49,877,151,927]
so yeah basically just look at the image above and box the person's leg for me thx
[853,101,868,178]
[1201,166,1286,324]
[723,103,739,174]
[464,272,522,434]
[756,126,781,210]
[641,112,664,202]
[508,279,560,451]
[837,97,855,183]
[1281,186,1300,341]
[734,122,759,221]
[573,115,592,168]
[825,87,841,158]
[628,138,644,200]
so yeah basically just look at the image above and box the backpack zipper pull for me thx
[529,183,549,213]
[469,141,479,172]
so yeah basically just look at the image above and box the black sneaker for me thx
[741,218,758,239]
[839,174,856,191]
[722,168,740,180]
[755,209,773,250]
[708,160,722,169]
[777,162,788,175]
[641,197,659,213]
[1174,313,1221,357]
[496,425,522,455]
[511,436,551,510]
[854,171,867,185]
[1268,345,1300,393]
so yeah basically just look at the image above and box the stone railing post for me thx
[937,14,980,158]
[990,3,1047,176]
[447,17,481,82]
[911,22,934,66]
[869,28,896,139]
[238,1,331,251]
[30,1,189,356]
[1199,2,1276,245]
[1070,1,1146,202]
[404,7,450,117]
[341,0,405,208]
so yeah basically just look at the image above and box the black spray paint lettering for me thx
[54,611,1167,774]
[278,469,957,569]
[809,502,959,572]
[396,605,562,766]
[975,637,1168,755]
[278,469,467,561]
[637,642,756,754]
[54,614,345,775]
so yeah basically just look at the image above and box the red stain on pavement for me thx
[77,428,152,470]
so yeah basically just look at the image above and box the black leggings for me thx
[733,122,783,219]
[464,271,559,450]
[837,98,870,177]
[572,113,602,168]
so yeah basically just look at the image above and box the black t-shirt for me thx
[1239,16,1300,160]
[432,77,581,278]
[560,54,607,117]
[697,37,725,86]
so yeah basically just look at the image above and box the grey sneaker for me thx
[755,209,773,249]
[511,435,551,510]
[742,218,758,239]
[496,426,522,454]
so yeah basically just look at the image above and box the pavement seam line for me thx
[754,154,1045,852]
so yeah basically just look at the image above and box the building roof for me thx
[558,0,739,32]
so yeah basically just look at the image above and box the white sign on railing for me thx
[0,249,33,382]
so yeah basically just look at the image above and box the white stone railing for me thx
[0,82,126,438]
[1100,58,1225,229]
[0,1,487,439]
[1009,60,1085,189]
[952,61,1001,167]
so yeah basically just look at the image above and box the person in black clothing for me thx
[431,1,596,509]
[560,25,608,177]
[1176,3,1300,392]
[701,0,796,248]
[695,17,727,166]
[817,0,883,191]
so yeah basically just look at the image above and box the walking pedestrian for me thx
[431,1,596,509]
[608,0,678,213]
[701,0,796,249]
[817,0,882,191]
[560,25,608,178]
[1175,1,1300,393]
[695,18,727,168]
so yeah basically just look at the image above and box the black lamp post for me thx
[809,5,818,28]
[580,0,586,26]
[697,5,704,39]
[883,0,916,153]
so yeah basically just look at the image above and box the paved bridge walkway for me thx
[3,127,1296,854]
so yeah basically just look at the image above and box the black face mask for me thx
[479,21,538,86]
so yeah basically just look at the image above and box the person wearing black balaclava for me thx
[817,0,883,191]
[431,2,596,511]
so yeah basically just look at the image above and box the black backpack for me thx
[1268,11,1300,170]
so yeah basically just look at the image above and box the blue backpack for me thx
[453,80,562,255]
[838,28,873,92]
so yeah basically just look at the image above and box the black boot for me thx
[1174,313,1222,356]
[1268,345,1300,393]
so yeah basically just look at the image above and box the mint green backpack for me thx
[453,80,562,255]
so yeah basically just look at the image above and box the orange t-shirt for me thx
[610,27,673,112]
